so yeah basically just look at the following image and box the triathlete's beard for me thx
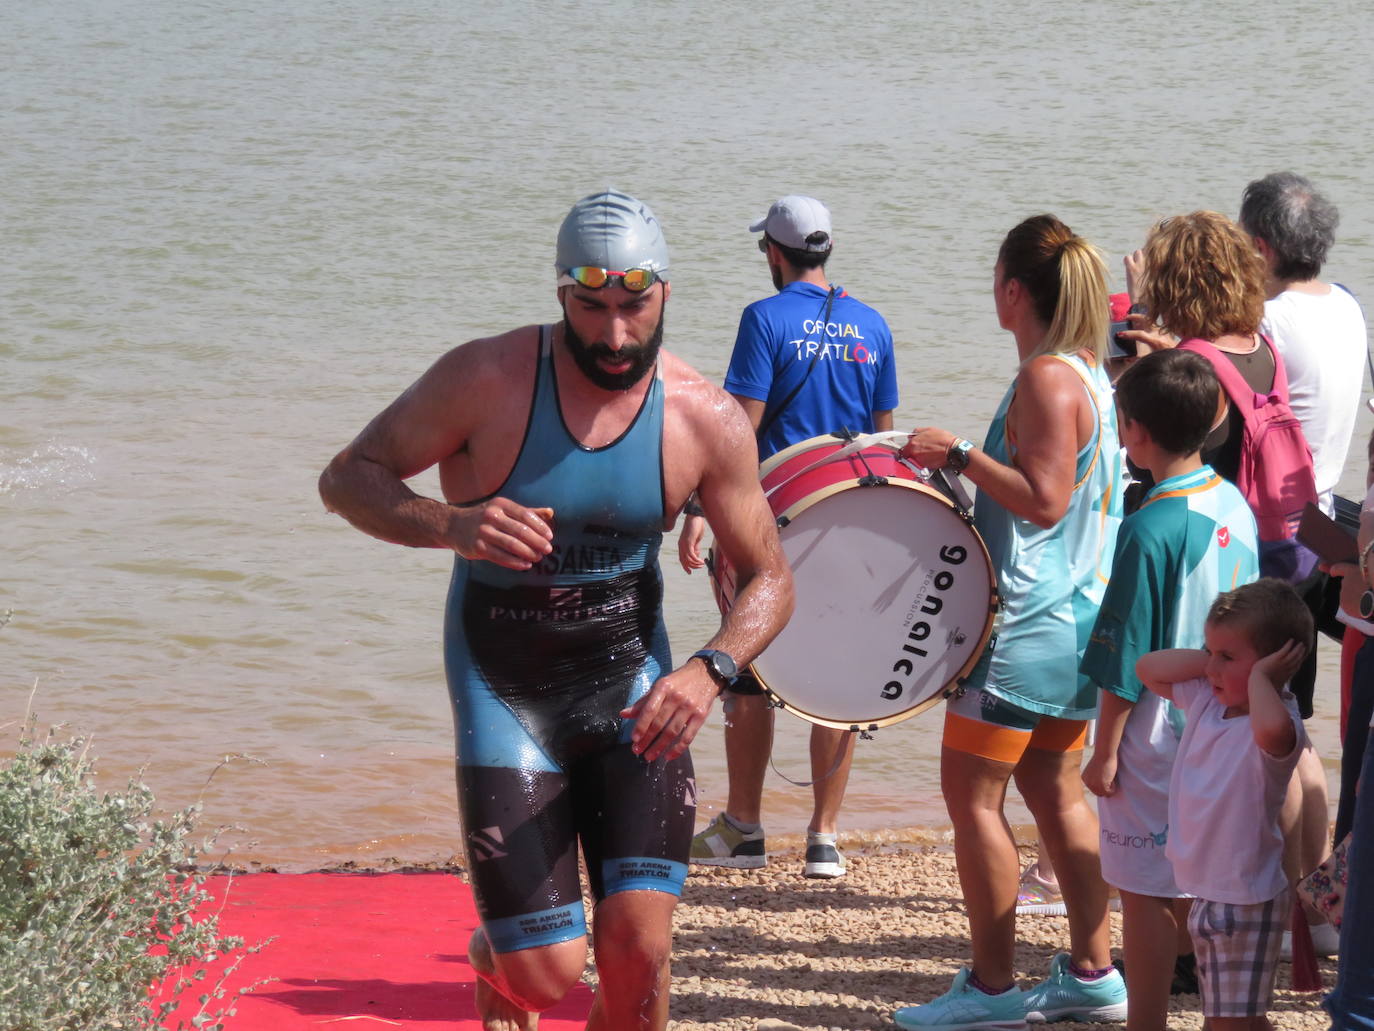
[770,261,784,292]
[560,311,664,391]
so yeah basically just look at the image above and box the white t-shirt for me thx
[1165,677,1306,904]
[1261,286,1368,514]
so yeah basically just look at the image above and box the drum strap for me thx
[754,286,838,443]
[763,707,866,788]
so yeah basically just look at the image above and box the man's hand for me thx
[1322,559,1365,620]
[1082,750,1119,798]
[1124,250,1146,301]
[449,499,554,570]
[678,513,707,573]
[621,659,717,762]
[1252,638,1308,691]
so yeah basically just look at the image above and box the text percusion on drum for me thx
[882,543,969,701]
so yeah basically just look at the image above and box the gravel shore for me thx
[649,844,1336,1031]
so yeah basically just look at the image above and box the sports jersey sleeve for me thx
[871,318,900,413]
[1081,517,1174,703]
[722,304,775,403]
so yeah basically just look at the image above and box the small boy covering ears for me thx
[1136,578,1314,1030]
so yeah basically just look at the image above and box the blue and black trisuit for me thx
[443,325,695,953]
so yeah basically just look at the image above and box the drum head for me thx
[751,479,996,730]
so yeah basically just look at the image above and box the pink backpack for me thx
[1178,336,1318,580]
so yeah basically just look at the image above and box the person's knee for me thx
[595,925,671,987]
[493,943,586,1012]
[593,897,673,986]
[1013,758,1086,819]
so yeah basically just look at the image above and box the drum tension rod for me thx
[836,427,889,487]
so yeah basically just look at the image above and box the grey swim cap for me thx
[556,190,670,282]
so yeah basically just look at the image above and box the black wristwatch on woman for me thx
[946,438,975,473]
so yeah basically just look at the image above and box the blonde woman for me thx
[894,215,1127,1029]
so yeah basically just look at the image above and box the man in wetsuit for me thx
[680,195,898,878]
[319,189,794,1031]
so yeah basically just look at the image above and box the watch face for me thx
[710,652,737,679]
[693,649,736,683]
[1361,590,1374,621]
[947,440,971,472]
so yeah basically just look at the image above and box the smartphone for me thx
[1107,318,1133,360]
[1297,501,1358,564]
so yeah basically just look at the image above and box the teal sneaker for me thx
[894,968,1028,1031]
[1022,953,1127,1023]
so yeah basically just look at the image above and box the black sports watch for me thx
[946,438,975,473]
[690,649,738,692]
[1360,589,1374,622]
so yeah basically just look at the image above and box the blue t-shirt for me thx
[723,281,899,460]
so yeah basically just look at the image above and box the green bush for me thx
[0,720,263,1030]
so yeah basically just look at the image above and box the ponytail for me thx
[1044,237,1109,363]
[999,215,1109,364]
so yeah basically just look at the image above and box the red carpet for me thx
[166,872,593,1029]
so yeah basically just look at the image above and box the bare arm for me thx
[1135,648,1207,703]
[1249,640,1305,757]
[902,355,1087,527]
[318,335,554,569]
[677,392,766,573]
[1082,690,1134,797]
[629,392,794,761]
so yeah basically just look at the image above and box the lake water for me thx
[4,0,1373,870]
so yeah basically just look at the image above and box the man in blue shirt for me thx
[680,195,899,878]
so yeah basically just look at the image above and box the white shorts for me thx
[1097,695,1186,898]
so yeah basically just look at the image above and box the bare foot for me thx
[468,928,539,1031]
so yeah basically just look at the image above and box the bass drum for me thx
[710,433,999,730]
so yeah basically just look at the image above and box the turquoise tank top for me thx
[970,353,1125,718]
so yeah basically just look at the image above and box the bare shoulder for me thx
[660,350,755,449]
[423,324,540,391]
[1019,352,1089,394]
[658,350,756,510]
[347,324,541,482]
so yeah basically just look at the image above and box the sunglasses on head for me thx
[560,266,660,292]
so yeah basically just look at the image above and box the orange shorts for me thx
[943,687,1087,764]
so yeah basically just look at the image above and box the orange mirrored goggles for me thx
[559,266,660,292]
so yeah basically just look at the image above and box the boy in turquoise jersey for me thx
[1077,349,1259,1031]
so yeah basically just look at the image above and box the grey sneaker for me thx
[689,813,766,868]
[802,831,846,878]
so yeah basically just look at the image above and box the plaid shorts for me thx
[1188,887,1289,1018]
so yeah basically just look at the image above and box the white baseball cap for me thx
[750,195,832,252]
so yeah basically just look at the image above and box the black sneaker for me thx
[802,832,845,878]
